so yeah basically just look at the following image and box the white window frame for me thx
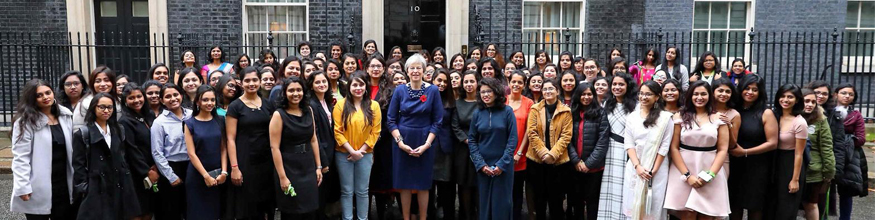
[843,0,875,73]
[691,0,755,71]
[521,0,586,62]
[241,0,310,60]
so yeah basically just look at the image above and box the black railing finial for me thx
[348,13,356,53]
[832,27,839,42]
[564,27,572,42]
[176,33,183,44]
[748,27,756,41]
[657,27,664,41]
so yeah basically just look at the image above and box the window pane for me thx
[268,6,288,31]
[248,6,266,31]
[847,2,859,28]
[100,1,117,17]
[727,30,746,57]
[132,1,149,17]
[861,2,875,28]
[694,2,709,29]
[542,2,560,28]
[524,3,540,28]
[543,30,560,55]
[710,2,728,29]
[289,6,306,31]
[522,30,540,53]
[729,2,746,29]
[563,2,581,28]
[844,31,875,56]
[692,31,708,56]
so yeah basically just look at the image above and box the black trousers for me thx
[567,170,603,220]
[527,161,566,220]
[154,161,188,220]
[429,180,457,220]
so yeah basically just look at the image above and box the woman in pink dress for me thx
[629,48,659,86]
[664,81,731,219]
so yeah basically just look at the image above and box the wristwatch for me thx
[682,171,691,181]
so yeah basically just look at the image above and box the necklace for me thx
[243,97,261,111]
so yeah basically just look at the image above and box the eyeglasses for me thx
[369,64,383,69]
[640,92,656,97]
[479,90,494,95]
[64,81,82,88]
[542,87,556,92]
[584,66,598,71]
[96,105,114,112]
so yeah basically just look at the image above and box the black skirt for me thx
[728,151,775,211]
[771,149,805,219]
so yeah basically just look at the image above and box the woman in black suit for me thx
[72,93,140,219]
[119,83,159,220]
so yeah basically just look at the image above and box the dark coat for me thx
[73,123,140,219]
[828,108,867,196]
[119,114,156,215]
[309,98,338,167]
[567,109,610,169]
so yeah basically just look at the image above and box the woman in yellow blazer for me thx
[525,78,573,220]
[333,72,382,220]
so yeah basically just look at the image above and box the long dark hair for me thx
[192,85,218,117]
[641,47,661,66]
[477,77,507,109]
[84,92,121,135]
[711,78,738,109]
[736,74,767,111]
[639,80,664,128]
[56,70,90,109]
[147,63,170,84]
[662,78,684,108]
[834,83,857,106]
[120,82,155,125]
[571,82,603,120]
[559,51,574,72]
[214,75,239,109]
[681,81,712,129]
[659,46,683,81]
[432,47,447,66]
[307,70,336,106]
[13,79,60,141]
[524,72,544,101]
[279,55,301,80]
[233,54,252,75]
[468,46,482,60]
[773,84,804,117]
[90,66,118,97]
[361,39,379,61]
[559,70,580,100]
[258,49,280,71]
[508,50,526,68]
[800,89,823,124]
[607,57,627,76]
[341,72,375,127]
[604,72,637,114]
[276,77,310,110]
[478,57,505,83]
[434,68,455,108]
[179,50,198,68]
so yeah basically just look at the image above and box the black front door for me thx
[94,0,150,81]
[384,0,446,56]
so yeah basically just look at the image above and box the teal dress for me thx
[387,83,444,190]
[468,105,518,220]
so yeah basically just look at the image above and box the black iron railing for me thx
[0,30,873,126]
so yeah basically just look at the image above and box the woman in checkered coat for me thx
[598,73,638,219]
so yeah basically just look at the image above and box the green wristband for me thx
[706,171,716,178]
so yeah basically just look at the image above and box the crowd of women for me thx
[9,40,869,220]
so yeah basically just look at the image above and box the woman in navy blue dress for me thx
[468,77,518,220]
[183,85,227,220]
[387,53,445,220]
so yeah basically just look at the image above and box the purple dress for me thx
[387,83,444,190]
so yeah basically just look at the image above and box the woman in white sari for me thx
[622,81,673,220]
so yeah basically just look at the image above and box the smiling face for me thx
[263,54,275,65]
[93,73,113,93]
[510,74,525,95]
[732,61,745,74]
[392,48,403,60]
[512,53,524,66]
[198,91,216,113]
[479,85,495,105]
[343,57,358,75]
[331,46,342,59]
[368,59,384,79]
[463,74,477,94]
[388,62,403,74]
[221,82,237,99]
[452,56,465,71]
[303,64,316,79]
[561,74,576,93]
[742,83,759,104]
[285,82,304,106]
[125,90,144,112]
[638,85,657,107]
[424,66,436,82]
[35,85,54,110]
[543,66,557,79]
[299,45,310,57]
[260,72,276,91]
[145,85,162,106]
[434,73,448,92]
[542,82,558,102]
[181,73,201,94]
[594,79,608,97]
[183,52,196,64]
[536,53,547,65]
[691,86,710,108]
[778,91,797,111]
[529,76,543,92]
[665,48,677,62]
[486,45,497,58]
[238,57,250,68]
[241,72,262,94]
[312,74,329,94]
[662,83,679,103]
[327,63,341,80]
[714,84,732,104]
[433,51,445,63]
[152,66,169,84]
[285,61,301,77]
[365,43,376,55]
[407,63,424,82]
[504,63,516,78]
[560,55,572,70]
[349,78,366,99]
[209,72,223,87]
[94,97,114,122]
[211,48,222,60]
[813,86,829,105]
[803,94,817,114]
[580,88,594,106]
[450,72,462,89]
[481,62,495,78]
[63,76,82,99]
[611,77,627,98]
[471,49,481,60]
[702,55,716,70]
[612,62,627,74]
[392,73,407,85]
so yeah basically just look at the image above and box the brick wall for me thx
[0,0,67,32]
[470,0,523,46]
[167,0,243,45]
[309,0,363,53]
[585,0,645,34]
